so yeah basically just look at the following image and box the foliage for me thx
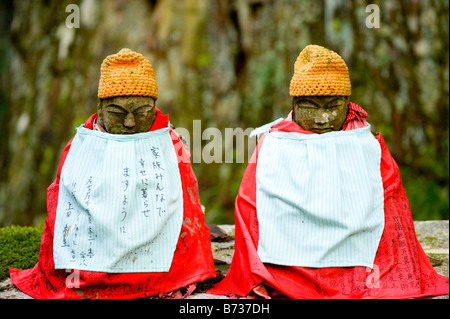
[0,224,43,281]
[400,167,449,221]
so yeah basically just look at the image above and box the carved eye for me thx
[106,106,127,114]
[133,106,153,115]
[297,103,318,110]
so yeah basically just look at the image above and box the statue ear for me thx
[97,99,104,126]
[291,97,297,123]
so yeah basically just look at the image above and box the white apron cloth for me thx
[255,124,384,268]
[53,124,183,273]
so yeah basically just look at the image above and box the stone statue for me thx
[209,44,449,299]
[10,48,216,299]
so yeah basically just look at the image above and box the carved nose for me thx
[124,113,136,128]
[315,112,329,124]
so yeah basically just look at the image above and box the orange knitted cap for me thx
[98,48,158,100]
[289,45,351,97]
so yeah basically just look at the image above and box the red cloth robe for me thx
[208,103,449,299]
[10,108,216,299]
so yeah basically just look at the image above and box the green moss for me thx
[418,235,448,250]
[422,236,439,245]
[0,224,43,282]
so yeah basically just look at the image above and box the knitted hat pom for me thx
[289,45,351,97]
[98,48,158,100]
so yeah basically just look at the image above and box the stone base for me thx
[1,221,448,299]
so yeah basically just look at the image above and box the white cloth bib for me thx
[53,124,183,273]
[255,124,384,268]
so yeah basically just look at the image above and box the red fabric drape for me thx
[10,109,216,299]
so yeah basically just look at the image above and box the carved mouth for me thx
[312,128,333,133]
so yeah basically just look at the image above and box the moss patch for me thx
[416,233,448,250]
[0,224,43,281]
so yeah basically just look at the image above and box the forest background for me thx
[0,0,448,227]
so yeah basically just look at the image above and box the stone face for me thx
[1,221,448,299]
[97,96,157,134]
[292,96,349,133]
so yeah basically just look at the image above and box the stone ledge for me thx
[0,220,448,299]
[414,220,449,284]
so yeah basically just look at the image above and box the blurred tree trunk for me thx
[2,1,75,226]
[0,0,448,226]
[0,0,102,225]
